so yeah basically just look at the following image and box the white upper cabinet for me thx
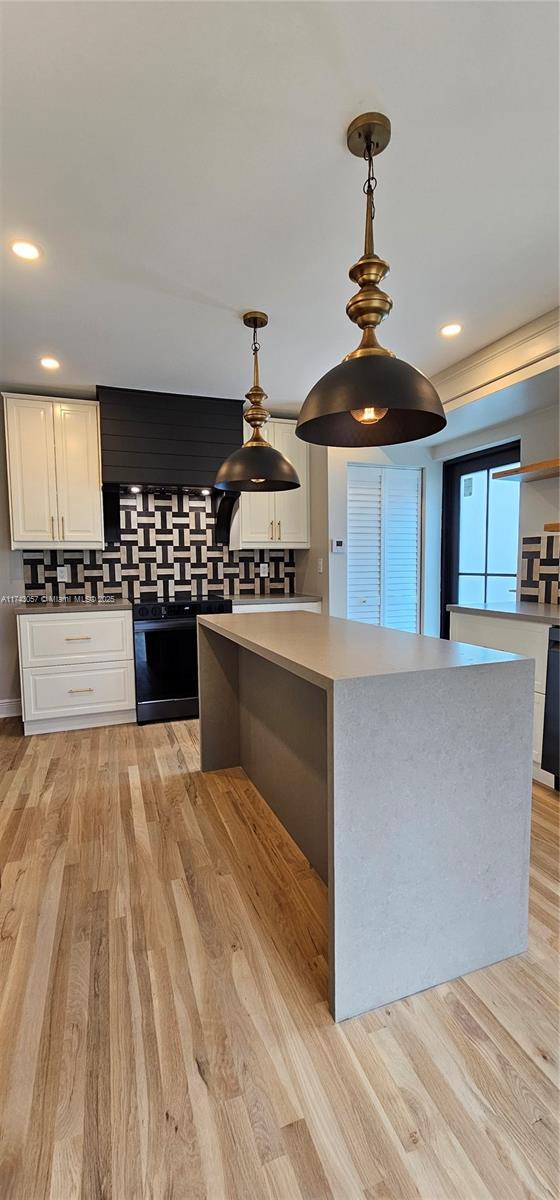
[4,395,59,545]
[230,419,310,549]
[272,420,309,546]
[239,487,276,545]
[3,394,104,550]
[53,401,103,545]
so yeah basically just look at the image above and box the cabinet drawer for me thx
[22,661,135,719]
[18,610,132,667]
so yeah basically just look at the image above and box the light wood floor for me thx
[0,717,558,1200]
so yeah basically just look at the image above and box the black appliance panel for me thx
[542,626,560,789]
[133,597,232,724]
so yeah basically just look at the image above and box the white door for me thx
[239,487,276,544]
[271,421,309,546]
[4,394,58,545]
[53,401,103,545]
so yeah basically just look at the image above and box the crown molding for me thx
[433,309,560,411]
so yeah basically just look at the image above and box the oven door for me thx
[134,617,199,723]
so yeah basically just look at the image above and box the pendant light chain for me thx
[251,320,260,357]
[363,139,378,221]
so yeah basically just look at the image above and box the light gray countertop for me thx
[231,593,321,606]
[199,610,522,690]
[447,601,559,625]
[14,599,132,615]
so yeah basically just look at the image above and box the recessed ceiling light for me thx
[40,356,60,370]
[11,240,42,261]
[130,485,141,493]
[440,322,462,338]
[201,488,211,496]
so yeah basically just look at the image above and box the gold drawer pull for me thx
[68,687,94,694]
[269,519,274,539]
[277,520,281,540]
[64,636,92,641]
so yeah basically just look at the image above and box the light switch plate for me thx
[259,562,269,577]
[56,565,69,582]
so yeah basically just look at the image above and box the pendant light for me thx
[296,113,447,447]
[215,311,300,492]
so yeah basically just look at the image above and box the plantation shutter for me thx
[347,464,382,624]
[347,463,421,633]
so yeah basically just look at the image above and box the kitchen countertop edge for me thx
[447,601,559,625]
[14,599,132,615]
[231,593,321,606]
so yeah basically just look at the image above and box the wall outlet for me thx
[317,557,324,575]
[259,562,269,577]
[56,565,69,582]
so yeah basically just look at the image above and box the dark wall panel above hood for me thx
[97,385,243,489]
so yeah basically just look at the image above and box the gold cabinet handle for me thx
[269,520,274,540]
[68,687,94,694]
[51,515,55,539]
[277,520,281,540]
[64,636,91,642]
[61,515,65,539]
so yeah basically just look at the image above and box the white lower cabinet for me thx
[449,611,554,785]
[17,609,136,735]
[23,661,135,720]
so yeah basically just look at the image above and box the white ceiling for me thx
[1,1,558,413]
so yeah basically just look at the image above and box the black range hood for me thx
[97,385,243,544]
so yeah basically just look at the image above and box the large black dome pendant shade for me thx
[215,312,300,492]
[296,113,446,448]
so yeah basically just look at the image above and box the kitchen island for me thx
[198,611,534,1021]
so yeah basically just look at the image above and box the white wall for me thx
[295,445,329,606]
[0,398,24,711]
[327,443,442,637]
[430,402,560,542]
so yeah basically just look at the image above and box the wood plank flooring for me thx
[0,715,558,1199]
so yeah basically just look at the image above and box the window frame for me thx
[440,440,521,638]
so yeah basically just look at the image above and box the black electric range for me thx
[132,594,232,724]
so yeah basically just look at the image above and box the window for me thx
[441,441,521,636]
[347,464,422,633]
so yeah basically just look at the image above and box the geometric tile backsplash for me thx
[23,491,296,603]
[519,533,560,605]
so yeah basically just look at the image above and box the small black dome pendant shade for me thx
[215,312,300,492]
[296,113,446,448]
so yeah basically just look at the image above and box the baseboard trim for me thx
[0,698,22,718]
[533,762,556,789]
[22,708,137,737]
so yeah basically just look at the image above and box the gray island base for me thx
[197,612,534,1022]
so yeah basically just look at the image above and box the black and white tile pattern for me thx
[23,493,296,603]
[519,533,560,605]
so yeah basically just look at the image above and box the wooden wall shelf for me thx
[543,522,560,532]
[492,459,560,483]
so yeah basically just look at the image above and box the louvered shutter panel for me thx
[347,464,382,624]
[347,463,421,632]
[381,468,421,632]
